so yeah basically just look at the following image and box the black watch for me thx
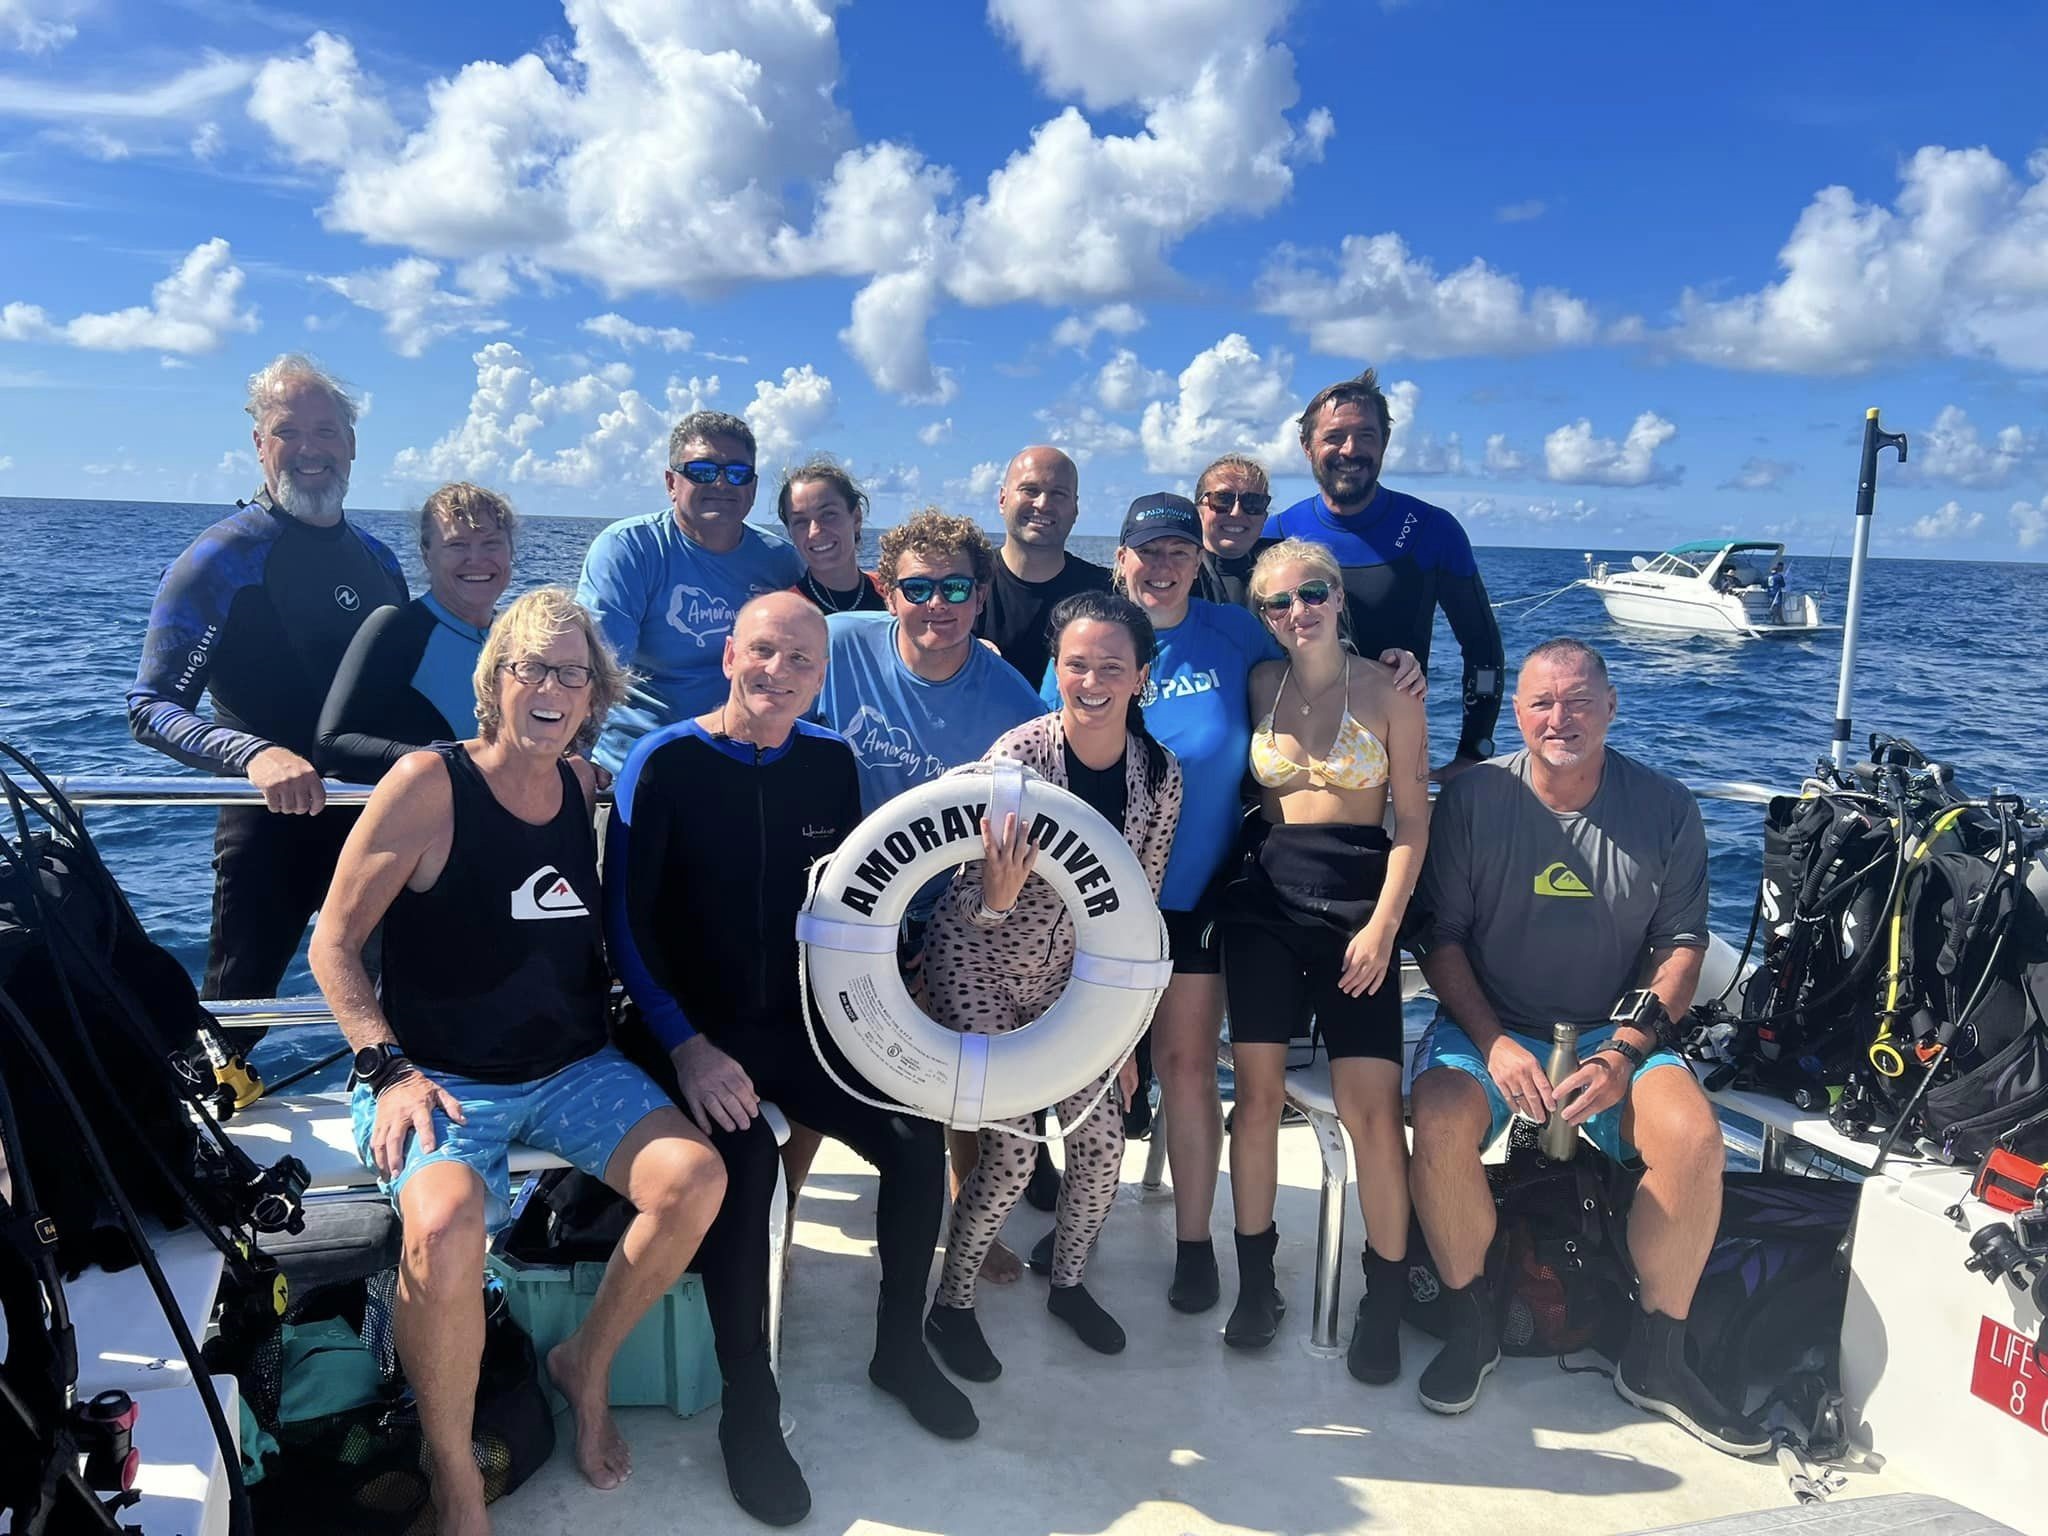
[1609,988,1673,1046]
[351,1043,413,1094]
[1594,1036,1647,1071]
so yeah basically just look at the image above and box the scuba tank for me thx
[1541,1023,1580,1162]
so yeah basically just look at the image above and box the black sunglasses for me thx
[1257,579,1334,614]
[896,575,977,606]
[674,459,757,487]
[1201,490,1272,515]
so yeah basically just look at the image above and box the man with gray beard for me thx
[129,353,406,1004]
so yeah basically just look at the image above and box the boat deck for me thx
[495,1127,1901,1536]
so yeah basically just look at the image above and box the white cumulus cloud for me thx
[1096,348,1173,413]
[917,418,953,447]
[1911,405,2036,489]
[747,364,836,470]
[1139,333,1298,475]
[582,313,695,353]
[1720,456,1798,492]
[1,0,83,54]
[1907,499,1984,540]
[1671,145,2048,373]
[1382,379,1463,476]
[986,0,1293,111]
[319,257,507,358]
[2011,495,2047,549]
[1052,302,1146,352]
[1039,404,1140,465]
[840,268,956,403]
[1482,433,1527,477]
[246,31,397,170]
[1257,231,1600,359]
[0,237,256,354]
[1543,411,1679,487]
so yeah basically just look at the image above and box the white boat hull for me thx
[1589,577,1824,638]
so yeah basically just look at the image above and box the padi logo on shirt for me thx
[511,865,590,920]
[665,582,738,648]
[1533,861,1593,899]
[841,705,947,784]
[335,584,361,612]
[1140,667,1221,707]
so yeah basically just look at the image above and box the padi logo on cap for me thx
[511,865,590,920]
[1533,862,1593,899]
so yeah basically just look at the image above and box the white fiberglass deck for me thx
[494,1127,1899,1536]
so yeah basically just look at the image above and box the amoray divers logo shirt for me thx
[511,865,592,920]
[666,579,770,648]
[839,703,949,785]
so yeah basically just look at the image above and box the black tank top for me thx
[381,745,610,1083]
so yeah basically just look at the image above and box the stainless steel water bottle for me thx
[1541,1022,1580,1162]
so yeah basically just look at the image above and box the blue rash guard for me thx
[574,510,803,772]
[813,613,1045,814]
[127,492,408,773]
[313,592,490,783]
[1266,486,1504,758]
[1041,598,1280,911]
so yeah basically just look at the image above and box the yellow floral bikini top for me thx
[1250,658,1390,791]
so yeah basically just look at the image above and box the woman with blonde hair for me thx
[1218,537,1430,1383]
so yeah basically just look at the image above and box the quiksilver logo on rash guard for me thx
[1534,861,1593,898]
[512,866,590,920]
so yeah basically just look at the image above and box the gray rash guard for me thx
[1417,747,1708,1038]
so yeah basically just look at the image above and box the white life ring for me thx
[796,759,1171,1129]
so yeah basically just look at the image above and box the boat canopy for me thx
[1666,540,1786,556]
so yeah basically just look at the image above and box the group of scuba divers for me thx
[125,353,1770,1534]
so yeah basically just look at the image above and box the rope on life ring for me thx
[796,759,1171,1136]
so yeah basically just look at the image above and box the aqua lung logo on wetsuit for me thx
[334,584,361,612]
[511,865,590,920]
[175,625,220,692]
[838,806,1124,919]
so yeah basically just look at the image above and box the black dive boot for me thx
[1047,1281,1126,1354]
[1222,1225,1284,1349]
[1345,1250,1405,1385]
[1024,1135,1061,1212]
[717,1346,811,1527]
[1615,1309,1772,1457]
[872,1299,979,1438]
[1168,1237,1220,1314]
[1416,1276,1500,1414]
[923,1301,1002,1382]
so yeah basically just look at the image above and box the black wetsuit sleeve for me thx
[1439,567,1505,759]
[314,604,449,783]
[603,740,698,1048]
[126,534,272,774]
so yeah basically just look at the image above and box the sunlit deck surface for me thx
[496,1127,1899,1536]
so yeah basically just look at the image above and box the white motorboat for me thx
[1583,541,1827,638]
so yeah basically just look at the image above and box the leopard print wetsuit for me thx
[930,712,1181,1305]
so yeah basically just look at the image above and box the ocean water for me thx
[3,495,2044,1089]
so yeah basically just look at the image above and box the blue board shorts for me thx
[350,1045,673,1230]
[1414,1015,1692,1165]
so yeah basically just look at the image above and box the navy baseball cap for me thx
[1120,492,1202,548]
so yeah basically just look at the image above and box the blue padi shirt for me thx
[1041,598,1280,909]
[816,613,1044,813]
[575,510,803,771]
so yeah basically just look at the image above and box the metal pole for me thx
[1831,408,1908,771]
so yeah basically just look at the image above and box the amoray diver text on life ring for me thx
[796,759,1171,1130]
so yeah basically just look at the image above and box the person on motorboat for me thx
[809,507,1047,1281]
[1406,636,1771,1457]
[308,587,727,1536]
[1266,369,1506,782]
[777,456,887,614]
[1056,495,1425,1315]
[573,409,802,772]
[1190,452,1276,608]
[1218,539,1430,1380]
[314,482,516,783]
[127,352,407,1006]
[604,592,974,1527]
[1767,560,1788,624]
[924,590,1184,1374]
[974,445,1112,685]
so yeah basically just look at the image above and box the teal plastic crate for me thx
[486,1254,720,1418]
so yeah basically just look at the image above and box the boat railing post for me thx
[1831,408,1907,771]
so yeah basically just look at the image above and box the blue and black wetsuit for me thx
[314,593,488,784]
[1267,487,1504,760]
[127,489,406,998]
[603,719,946,1374]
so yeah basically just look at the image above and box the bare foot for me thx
[980,1238,1023,1286]
[546,1339,631,1490]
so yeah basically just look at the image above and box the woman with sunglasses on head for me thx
[924,591,1183,1376]
[776,456,887,614]
[1218,537,1430,1384]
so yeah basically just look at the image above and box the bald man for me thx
[975,445,1111,686]
[604,593,973,1527]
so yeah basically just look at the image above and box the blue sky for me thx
[1,0,2045,558]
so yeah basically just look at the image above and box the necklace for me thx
[1284,657,1350,716]
[804,570,865,613]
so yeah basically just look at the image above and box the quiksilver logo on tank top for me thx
[511,865,590,920]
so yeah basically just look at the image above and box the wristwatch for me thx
[1609,988,1674,1046]
[351,1043,414,1095]
[1593,1035,1647,1071]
